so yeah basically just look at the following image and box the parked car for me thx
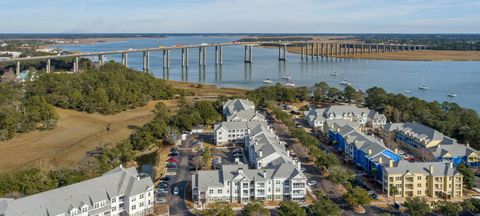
[169,151,179,157]
[155,196,166,204]
[307,180,317,186]
[166,162,177,168]
[472,187,480,193]
[167,158,178,163]
[232,148,242,154]
[161,176,172,182]
[368,191,378,199]
[171,147,179,152]
[173,187,179,195]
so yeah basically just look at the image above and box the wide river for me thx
[56,36,480,112]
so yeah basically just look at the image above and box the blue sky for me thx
[0,0,479,33]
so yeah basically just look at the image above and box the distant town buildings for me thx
[0,166,155,216]
[193,99,307,206]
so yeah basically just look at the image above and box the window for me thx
[275,180,281,184]
[140,194,144,199]
[112,197,116,203]
[81,206,88,213]
[209,189,214,194]
[131,205,136,210]
[218,189,222,194]
[119,196,125,202]
[131,196,136,202]
[100,201,106,207]
[94,203,99,209]
[140,202,144,207]
[276,188,280,192]
[112,206,116,211]
[417,183,422,188]
[417,191,422,195]
[417,176,422,180]
[395,177,401,181]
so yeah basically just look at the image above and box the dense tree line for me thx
[0,83,58,141]
[365,87,480,149]
[0,167,96,197]
[130,99,222,151]
[246,84,309,105]
[26,62,187,114]
[356,34,480,51]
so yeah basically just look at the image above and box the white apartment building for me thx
[304,105,387,130]
[192,163,307,205]
[214,121,268,146]
[0,166,154,216]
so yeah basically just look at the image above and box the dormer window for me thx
[81,205,88,213]
[69,208,78,216]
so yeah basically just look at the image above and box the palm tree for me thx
[390,186,399,205]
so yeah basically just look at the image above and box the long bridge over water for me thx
[0,41,427,75]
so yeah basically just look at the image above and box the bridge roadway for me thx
[0,41,427,75]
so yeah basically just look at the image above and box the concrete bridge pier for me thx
[73,57,79,72]
[166,50,171,69]
[369,44,372,54]
[199,47,203,66]
[185,48,189,67]
[278,45,287,61]
[389,45,393,52]
[181,49,185,67]
[311,43,315,59]
[203,47,207,66]
[414,45,417,51]
[121,53,128,67]
[163,50,167,68]
[320,43,324,57]
[315,44,319,59]
[300,45,304,59]
[383,45,386,53]
[219,46,223,65]
[143,51,150,72]
[46,59,51,73]
[408,46,411,51]
[402,45,405,52]
[15,61,20,76]
[353,44,357,55]
[215,46,219,65]
[305,44,309,59]
[361,44,365,54]
[330,44,334,56]
[98,55,104,65]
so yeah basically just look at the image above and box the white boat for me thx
[263,79,273,84]
[281,75,291,80]
[284,80,295,87]
[404,90,412,93]
[447,93,457,97]
[418,85,429,90]
[339,80,352,86]
[330,72,339,76]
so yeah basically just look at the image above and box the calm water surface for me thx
[55,36,480,112]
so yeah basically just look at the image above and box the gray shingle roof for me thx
[226,110,265,122]
[384,160,459,176]
[384,122,445,143]
[0,166,153,216]
[214,121,268,131]
[431,143,477,158]
[223,99,255,116]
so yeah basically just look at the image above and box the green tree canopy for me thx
[241,201,270,216]
[308,196,341,216]
[278,201,306,216]
[404,197,431,216]
[343,186,372,208]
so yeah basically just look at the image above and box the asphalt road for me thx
[164,137,196,216]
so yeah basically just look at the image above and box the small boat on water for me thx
[331,72,339,76]
[404,90,412,93]
[419,85,429,90]
[447,93,457,97]
[263,79,273,84]
[281,75,291,80]
[339,80,352,86]
[284,80,295,87]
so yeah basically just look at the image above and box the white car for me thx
[473,187,480,193]
[173,187,179,195]
[307,180,317,186]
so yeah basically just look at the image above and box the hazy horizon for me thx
[0,0,479,34]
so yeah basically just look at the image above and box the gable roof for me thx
[384,122,445,144]
[0,166,153,216]
[226,110,265,122]
[223,99,255,115]
[384,161,459,176]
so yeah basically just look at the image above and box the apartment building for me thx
[214,121,268,146]
[245,124,293,169]
[0,166,154,216]
[192,163,307,205]
[328,121,402,182]
[304,105,386,130]
[383,161,463,199]
[385,122,479,167]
